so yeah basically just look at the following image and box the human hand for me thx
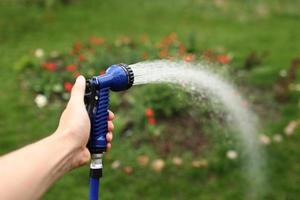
[54,75,114,169]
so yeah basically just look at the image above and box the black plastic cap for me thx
[119,63,134,89]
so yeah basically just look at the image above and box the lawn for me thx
[1,0,300,199]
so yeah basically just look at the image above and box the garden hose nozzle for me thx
[84,63,134,200]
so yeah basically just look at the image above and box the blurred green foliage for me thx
[3,0,77,8]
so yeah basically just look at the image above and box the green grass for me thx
[1,0,300,199]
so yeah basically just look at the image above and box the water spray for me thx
[84,60,265,199]
[84,63,134,200]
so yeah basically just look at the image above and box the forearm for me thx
[0,76,114,200]
[0,132,79,200]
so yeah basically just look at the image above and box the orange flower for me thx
[140,34,149,44]
[79,54,86,62]
[217,54,231,64]
[159,49,169,58]
[178,43,186,55]
[159,32,178,48]
[116,36,131,46]
[145,108,154,118]
[66,64,77,72]
[203,49,215,61]
[123,166,133,175]
[99,70,105,75]
[64,82,73,92]
[89,36,105,45]
[72,42,82,54]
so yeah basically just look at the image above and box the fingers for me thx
[106,131,113,152]
[108,110,114,132]
[106,132,113,142]
[70,75,86,104]
[107,111,114,151]
[108,110,115,120]
[108,121,114,132]
[106,143,112,151]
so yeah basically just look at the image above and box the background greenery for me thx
[1,0,300,199]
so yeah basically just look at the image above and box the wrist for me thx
[47,133,78,172]
[51,130,90,170]
[52,129,81,151]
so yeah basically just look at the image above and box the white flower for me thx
[279,69,287,77]
[273,134,283,143]
[172,157,183,166]
[191,159,208,168]
[50,51,59,58]
[226,150,238,160]
[289,83,300,92]
[34,48,44,58]
[34,94,48,108]
[137,155,149,166]
[294,84,300,91]
[111,160,121,169]
[284,120,299,136]
[53,84,63,93]
[151,159,165,172]
[259,134,271,145]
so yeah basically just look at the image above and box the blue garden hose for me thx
[89,177,100,200]
[85,64,134,200]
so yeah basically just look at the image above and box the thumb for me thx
[70,75,86,104]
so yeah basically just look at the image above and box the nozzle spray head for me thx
[89,63,134,91]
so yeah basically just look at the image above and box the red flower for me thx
[217,54,231,65]
[145,108,154,118]
[148,117,156,126]
[64,82,73,92]
[42,62,56,72]
[79,54,86,62]
[66,64,77,72]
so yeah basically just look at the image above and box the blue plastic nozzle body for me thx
[84,63,134,153]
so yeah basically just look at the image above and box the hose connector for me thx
[90,153,103,178]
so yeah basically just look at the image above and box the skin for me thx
[0,76,114,200]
